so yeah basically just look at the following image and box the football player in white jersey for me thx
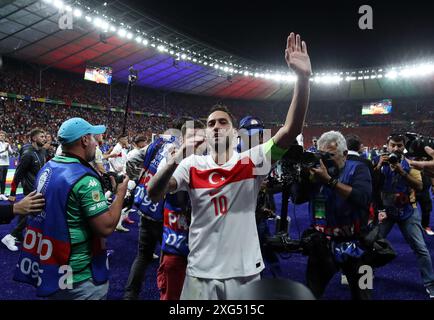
[148,32,312,300]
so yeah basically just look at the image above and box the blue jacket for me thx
[161,192,190,256]
[377,158,415,221]
[133,135,178,221]
[310,159,372,238]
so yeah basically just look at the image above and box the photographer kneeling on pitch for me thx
[294,131,373,300]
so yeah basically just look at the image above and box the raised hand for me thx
[285,32,312,79]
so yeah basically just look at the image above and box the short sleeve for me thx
[72,175,109,218]
[172,156,192,192]
[110,144,121,155]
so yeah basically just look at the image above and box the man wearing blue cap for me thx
[14,117,129,300]
[237,116,265,153]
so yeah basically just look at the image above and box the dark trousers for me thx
[10,189,32,241]
[0,166,8,194]
[418,198,433,228]
[306,243,372,300]
[123,215,163,300]
[257,218,281,277]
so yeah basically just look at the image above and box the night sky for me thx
[119,0,434,71]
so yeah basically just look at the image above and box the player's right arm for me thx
[147,159,179,203]
[147,134,205,203]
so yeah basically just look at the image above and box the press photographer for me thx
[290,131,373,300]
[372,133,434,299]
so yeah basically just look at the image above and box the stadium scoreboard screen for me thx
[84,66,113,85]
[361,99,392,115]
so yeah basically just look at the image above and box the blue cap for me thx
[239,116,264,136]
[58,117,106,144]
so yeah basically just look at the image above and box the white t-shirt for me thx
[172,143,272,279]
[0,142,12,166]
[108,143,128,174]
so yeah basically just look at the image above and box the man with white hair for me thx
[300,130,373,299]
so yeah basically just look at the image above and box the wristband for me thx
[327,177,338,189]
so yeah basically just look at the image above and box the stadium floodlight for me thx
[214,64,219,70]
[43,0,53,4]
[286,75,297,82]
[187,56,192,60]
[142,39,149,46]
[204,62,208,66]
[65,5,72,12]
[53,0,64,9]
[118,28,127,38]
[151,43,156,47]
[126,33,133,39]
[109,25,116,32]
[73,9,82,18]
[169,50,175,55]
[181,53,187,60]
[377,74,383,79]
[223,67,229,72]
[386,70,398,79]
[93,17,102,28]
[243,71,249,76]
[157,45,165,52]
[192,58,197,62]
[85,16,92,22]
[135,36,142,43]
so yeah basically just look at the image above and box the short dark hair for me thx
[345,134,362,152]
[387,132,406,143]
[208,104,237,127]
[181,119,206,137]
[29,128,44,141]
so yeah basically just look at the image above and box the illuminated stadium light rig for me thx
[40,1,434,86]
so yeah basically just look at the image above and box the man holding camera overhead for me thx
[373,133,434,299]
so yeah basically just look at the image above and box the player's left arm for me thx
[272,33,311,150]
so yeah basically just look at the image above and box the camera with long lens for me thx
[387,152,402,164]
[266,228,325,255]
[405,132,434,158]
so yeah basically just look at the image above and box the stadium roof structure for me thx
[1,0,434,102]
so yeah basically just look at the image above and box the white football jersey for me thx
[172,143,272,279]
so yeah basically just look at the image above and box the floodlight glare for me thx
[53,0,63,9]
[386,70,398,79]
[73,9,82,17]
[118,29,127,38]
